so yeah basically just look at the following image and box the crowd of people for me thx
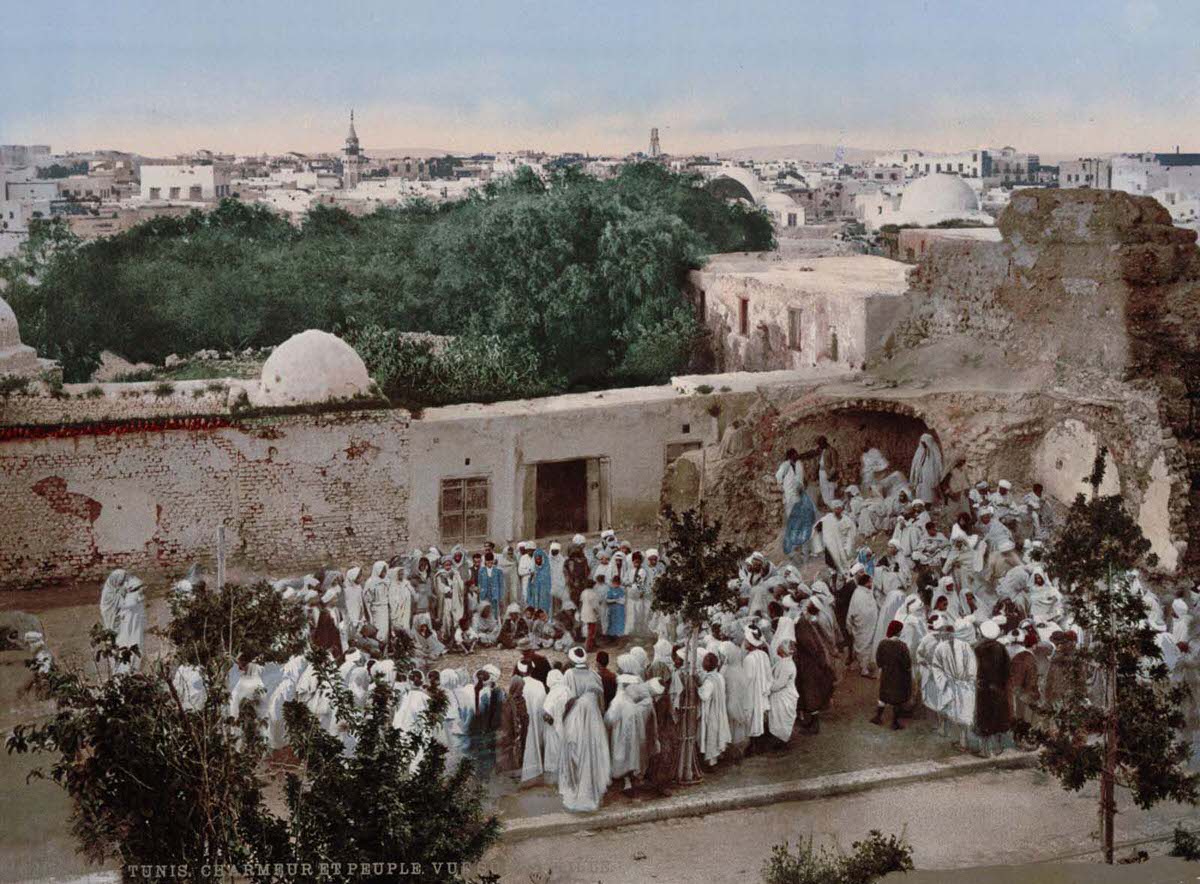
[94,431,1200,816]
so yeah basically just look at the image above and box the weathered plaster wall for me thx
[690,255,908,373]
[0,410,410,588]
[408,388,723,545]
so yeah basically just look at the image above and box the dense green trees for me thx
[2,164,773,399]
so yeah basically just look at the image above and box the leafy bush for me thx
[346,324,555,408]
[762,831,914,884]
[1171,826,1200,861]
[165,580,309,668]
[0,374,31,398]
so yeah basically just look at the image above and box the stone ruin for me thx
[665,189,1200,577]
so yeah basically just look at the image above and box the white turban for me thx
[979,506,994,516]
[506,603,521,615]
[980,620,1001,640]
[646,548,659,559]
[550,542,561,552]
[744,625,765,647]
[568,646,588,664]
[998,480,1012,491]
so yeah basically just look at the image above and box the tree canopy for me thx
[2,164,773,397]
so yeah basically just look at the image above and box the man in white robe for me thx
[342,566,365,632]
[519,660,548,784]
[767,641,799,746]
[814,500,857,575]
[846,573,880,677]
[606,654,653,787]
[363,562,391,643]
[908,433,944,505]
[697,651,731,766]
[776,449,805,529]
[517,542,535,606]
[114,576,146,674]
[558,647,611,812]
[743,625,773,752]
[932,618,978,750]
[100,569,127,633]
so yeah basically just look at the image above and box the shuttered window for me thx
[440,477,490,544]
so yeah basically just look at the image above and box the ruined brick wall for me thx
[0,409,409,588]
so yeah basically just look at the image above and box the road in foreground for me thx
[483,767,1200,884]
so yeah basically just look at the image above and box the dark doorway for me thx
[536,459,589,536]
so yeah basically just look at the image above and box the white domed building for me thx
[256,329,373,407]
[861,173,993,231]
[0,296,49,378]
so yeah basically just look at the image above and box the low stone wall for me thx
[0,408,410,588]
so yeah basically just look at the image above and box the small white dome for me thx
[900,174,981,216]
[0,297,21,350]
[258,330,372,406]
[0,296,41,375]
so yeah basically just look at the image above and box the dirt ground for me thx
[484,767,1200,884]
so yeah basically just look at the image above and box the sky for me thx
[2,0,1198,159]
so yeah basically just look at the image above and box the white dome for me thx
[0,297,21,350]
[258,330,372,406]
[0,296,41,375]
[900,174,981,216]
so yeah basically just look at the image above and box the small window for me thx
[788,308,802,351]
[168,187,180,199]
[787,212,797,227]
[696,289,706,320]
[148,187,161,200]
[830,331,839,362]
[189,185,202,200]
[738,297,749,335]
[439,476,490,544]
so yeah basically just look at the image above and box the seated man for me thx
[453,616,479,655]
[471,602,502,647]
[498,603,529,650]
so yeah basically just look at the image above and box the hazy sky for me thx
[3,0,1197,158]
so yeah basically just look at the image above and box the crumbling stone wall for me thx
[676,383,1172,564]
[0,409,410,588]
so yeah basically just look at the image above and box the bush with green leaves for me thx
[345,324,554,408]
[8,598,501,883]
[1170,826,1200,861]
[165,580,311,668]
[761,830,914,884]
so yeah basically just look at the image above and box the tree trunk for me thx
[676,629,704,785]
[1101,569,1118,864]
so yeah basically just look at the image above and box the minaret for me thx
[343,109,362,189]
[649,127,661,158]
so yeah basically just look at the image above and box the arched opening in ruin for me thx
[775,404,935,491]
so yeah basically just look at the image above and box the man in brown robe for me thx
[1008,631,1041,744]
[794,604,836,734]
[974,620,1011,756]
[496,675,529,776]
[872,620,912,730]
